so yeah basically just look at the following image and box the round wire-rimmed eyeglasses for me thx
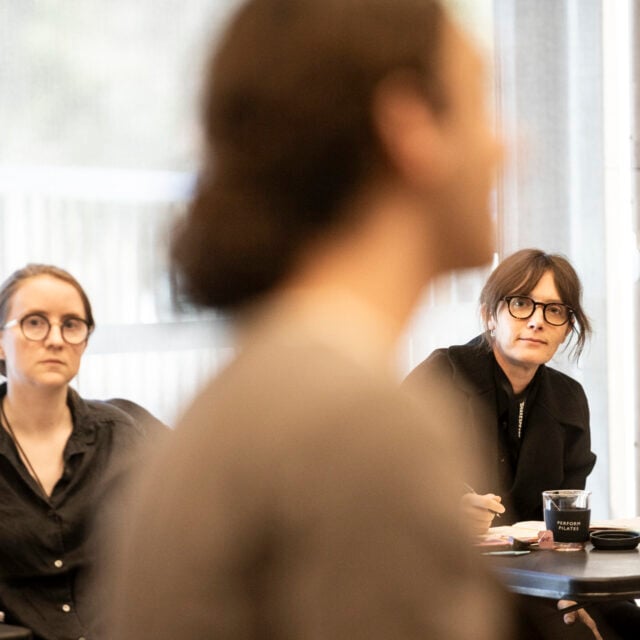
[502,296,573,327]
[2,313,91,345]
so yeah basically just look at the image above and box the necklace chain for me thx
[517,399,526,439]
[0,400,50,500]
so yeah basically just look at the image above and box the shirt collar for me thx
[0,384,100,457]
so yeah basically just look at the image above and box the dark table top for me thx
[489,544,640,601]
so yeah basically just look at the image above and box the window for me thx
[0,1,239,425]
[4,1,636,517]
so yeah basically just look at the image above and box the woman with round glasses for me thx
[410,247,638,640]
[404,249,623,637]
[0,263,164,640]
[405,248,595,530]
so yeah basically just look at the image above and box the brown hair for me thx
[0,264,94,376]
[171,0,447,310]
[479,249,592,361]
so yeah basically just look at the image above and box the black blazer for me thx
[404,336,596,524]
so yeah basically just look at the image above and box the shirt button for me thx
[54,559,64,568]
[62,603,71,613]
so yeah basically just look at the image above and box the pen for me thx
[463,482,502,518]
[482,550,530,556]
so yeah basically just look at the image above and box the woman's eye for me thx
[25,315,46,328]
[63,318,84,331]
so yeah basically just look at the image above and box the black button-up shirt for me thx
[494,359,541,483]
[0,385,164,640]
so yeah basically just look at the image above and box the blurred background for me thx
[0,0,637,519]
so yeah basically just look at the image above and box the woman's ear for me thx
[563,318,574,341]
[481,304,495,332]
[372,76,451,189]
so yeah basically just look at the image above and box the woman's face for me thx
[0,275,88,390]
[488,270,572,371]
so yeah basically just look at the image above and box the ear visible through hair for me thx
[480,303,494,330]
[371,76,451,188]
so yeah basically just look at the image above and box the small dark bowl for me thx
[590,529,640,550]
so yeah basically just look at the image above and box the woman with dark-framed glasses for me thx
[405,248,595,529]
[403,249,627,637]
[0,263,165,640]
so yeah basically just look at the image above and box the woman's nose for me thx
[527,306,545,328]
[45,323,65,345]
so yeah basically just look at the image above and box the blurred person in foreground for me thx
[109,1,509,639]
[0,264,165,640]
[405,248,639,639]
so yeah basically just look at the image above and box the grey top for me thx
[109,318,510,640]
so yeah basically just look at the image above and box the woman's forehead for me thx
[9,275,84,313]
[508,268,556,295]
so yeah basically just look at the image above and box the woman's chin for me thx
[29,372,75,389]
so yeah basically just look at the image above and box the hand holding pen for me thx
[462,482,506,535]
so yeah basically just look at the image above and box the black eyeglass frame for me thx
[501,296,574,327]
[2,313,92,345]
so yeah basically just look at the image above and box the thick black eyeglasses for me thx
[502,296,573,327]
[2,313,91,345]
